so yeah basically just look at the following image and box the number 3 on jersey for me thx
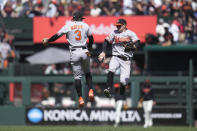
[74,30,81,40]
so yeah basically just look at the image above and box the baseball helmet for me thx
[72,12,85,20]
[115,19,127,26]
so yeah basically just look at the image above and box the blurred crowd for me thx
[1,0,197,44]
[1,0,197,18]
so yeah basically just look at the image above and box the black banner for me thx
[26,107,186,125]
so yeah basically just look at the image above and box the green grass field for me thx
[0,126,196,131]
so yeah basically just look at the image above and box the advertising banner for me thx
[33,16,157,43]
[26,107,186,125]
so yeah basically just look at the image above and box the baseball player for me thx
[113,83,125,128]
[98,18,140,98]
[139,80,156,128]
[42,12,94,107]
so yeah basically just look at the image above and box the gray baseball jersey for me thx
[57,21,92,48]
[106,29,139,58]
[57,20,92,79]
[106,29,139,85]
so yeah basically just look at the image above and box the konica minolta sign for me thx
[26,107,186,125]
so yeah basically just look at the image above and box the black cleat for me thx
[104,88,111,97]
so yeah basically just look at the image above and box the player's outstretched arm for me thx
[42,33,63,47]
[98,39,109,62]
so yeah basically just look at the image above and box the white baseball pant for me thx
[142,100,153,127]
[114,100,123,126]
[108,56,131,85]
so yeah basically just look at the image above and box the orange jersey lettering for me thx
[114,36,130,43]
[71,25,83,30]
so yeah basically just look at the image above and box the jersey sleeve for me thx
[129,31,139,42]
[57,24,70,36]
[8,45,11,52]
[105,32,115,43]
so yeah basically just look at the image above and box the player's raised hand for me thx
[98,52,106,62]
[42,38,49,47]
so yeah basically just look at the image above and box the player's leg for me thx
[74,79,84,107]
[82,51,94,101]
[71,52,84,107]
[114,99,123,128]
[119,59,131,96]
[147,100,153,127]
[104,71,114,97]
[142,101,149,128]
[104,56,120,97]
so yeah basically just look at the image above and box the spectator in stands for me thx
[169,0,183,16]
[90,3,102,17]
[0,28,15,69]
[160,24,174,46]
[169,19,180,43]
[184,16,195,44]
[27,0,43,17]
[160,0,170,17]
[0,40,12,69]
[152,0,162,14]
[57,0,71,16]
[177,17,185,43]
[123,0,133,16]
[81,2,91,16]
[182,0,194,20]
[57,63,72,75]
[156,18,170,44]
[12,0,23,17]
[21,0,33,17]
[1,0,13,17]
[156,18,166,43]
[112,0,122,16]
[134,0,145,15]
[100,0,115,16]
[44,64,58,75]
[146,0,156,15]
[68,0,83,17]
[46,0,58,17]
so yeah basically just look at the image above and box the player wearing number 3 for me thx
[42,12,94,107]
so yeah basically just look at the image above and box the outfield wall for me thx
[0,106,187,126]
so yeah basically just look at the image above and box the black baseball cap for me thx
[73,12,85,20]
[115,19,127,26]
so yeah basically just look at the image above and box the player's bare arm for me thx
[98,39,110,61]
